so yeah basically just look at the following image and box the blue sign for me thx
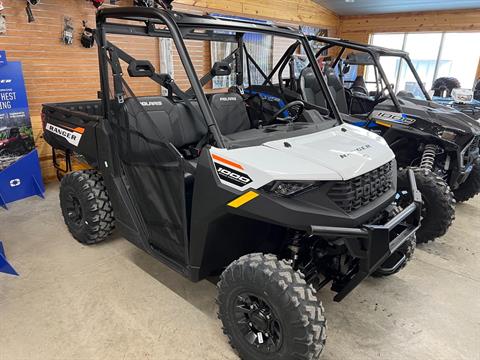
[0,150,45,209]
[0,241,18,276]
[0,53,44,209]
[0,62,30,117]
[0,50,6,66]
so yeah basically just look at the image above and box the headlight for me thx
[451,88,473,104]
[262,181,316,197]
[438,130,457,142]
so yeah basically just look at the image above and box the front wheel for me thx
[217,253,326,360]
[453,164,480,202]
[399,167,455,244]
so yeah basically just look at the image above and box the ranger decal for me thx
[46,123,84,146]
[339,144,372,159]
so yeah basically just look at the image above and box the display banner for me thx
[0,53,44,209]
[0,241,18,276]
[0,51,7,66]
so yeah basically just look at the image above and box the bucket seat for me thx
[209,93,251,135]
[351,75,368,96]
[300,67,349,114]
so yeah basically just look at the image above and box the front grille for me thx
[328,161,394,213]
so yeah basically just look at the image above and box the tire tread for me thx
[217,253,326,360]
[60,169,115,245]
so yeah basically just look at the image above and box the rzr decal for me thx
[46,123,84,146]
[369,110,416,125]
[214,163,252,187]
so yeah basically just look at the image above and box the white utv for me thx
[41,6,422,360]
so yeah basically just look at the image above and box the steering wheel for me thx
[272,100,305,123]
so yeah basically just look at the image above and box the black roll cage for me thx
[309,35,433,113]
[95,7,343,150]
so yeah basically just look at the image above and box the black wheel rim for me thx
[66,193,84,226]
[233,292,283,353]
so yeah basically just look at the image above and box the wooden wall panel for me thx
[1,0,338,183]
[339,8,480,43]
[176,0,339,29]
[0,0,161,182]
[2,0,101,182]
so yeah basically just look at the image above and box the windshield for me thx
[366,56,428,100]
[181,28,339,126]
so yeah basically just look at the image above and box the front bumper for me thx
[309,169,422,301]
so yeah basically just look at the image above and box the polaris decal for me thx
[45,123,84,146]
[140,100,163,107]
[214,163,252,187]
[369,110,416,125]
[219,96,238,102]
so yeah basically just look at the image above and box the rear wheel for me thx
[59,170,115,244]
[399,167,455,244]
[453,164,480,202]
[217,253,326,360]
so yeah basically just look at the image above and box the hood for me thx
[377,98,480,136]
[263,124,394,180]
[210,124,395,191]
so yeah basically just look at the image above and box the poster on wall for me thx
[0,51,44,209]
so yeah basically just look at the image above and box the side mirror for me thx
[342,64,350,74]
[211,61,232,77]
[128,60,155,78]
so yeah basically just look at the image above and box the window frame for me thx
[370,31,480,93]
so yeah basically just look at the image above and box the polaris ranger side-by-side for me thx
[302,36,480,243]
[42,7,421,359]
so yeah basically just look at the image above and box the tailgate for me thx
[42,101,102,164]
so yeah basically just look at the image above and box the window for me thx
[211,33,273,88]
[210,14,274,89]
[370,32,480,93]
[365,34,404,93]
[437,33,480,89]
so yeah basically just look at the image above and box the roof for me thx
[310,36,409,58]
[97,7,304,39]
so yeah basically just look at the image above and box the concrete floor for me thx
[0,183,479,360]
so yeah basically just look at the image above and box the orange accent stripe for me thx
[212,154,244,170]
[72,127,85,134]
[62,124,85,134]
